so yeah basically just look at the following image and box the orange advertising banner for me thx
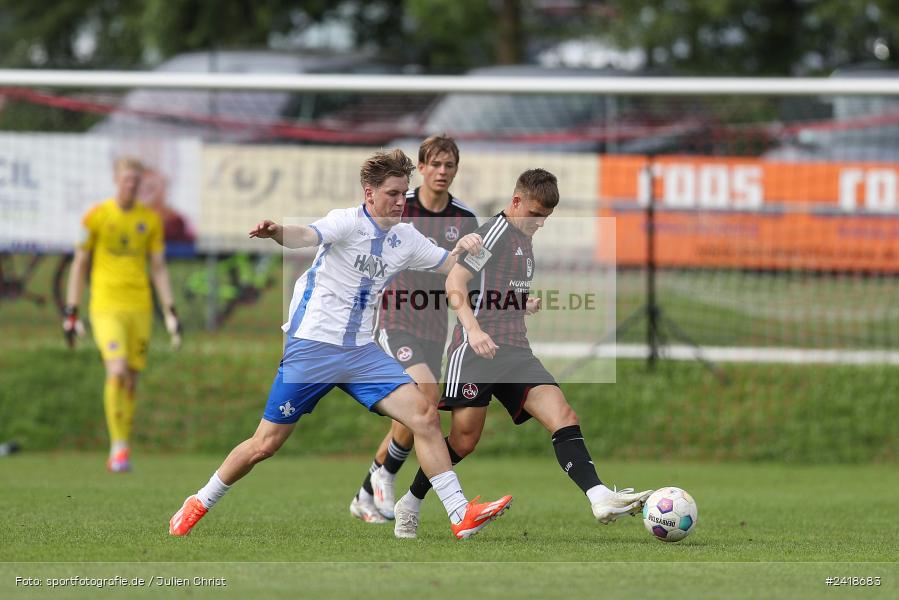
[598,155,899,272]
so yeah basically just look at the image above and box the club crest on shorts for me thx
[445,225,459,242]
[462,383,478,399]
[396,346,413,362]
[526,257,533,278]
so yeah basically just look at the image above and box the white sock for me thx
[429,470,468,525]
[398,490,422,512]
[196,471,231,510]
[378,466,396,482]
[586,484,613,505]
[358,488,374,503]
[111,440,128,456]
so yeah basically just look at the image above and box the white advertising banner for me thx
[199,144,599,253]
[0,134,201,252]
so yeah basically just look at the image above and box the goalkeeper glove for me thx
[62,305,84,348]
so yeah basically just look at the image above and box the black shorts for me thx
[377,329,445,379]
[441,343,558,425]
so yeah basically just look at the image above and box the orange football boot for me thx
[169,495,208,536]
[451,495,513,540]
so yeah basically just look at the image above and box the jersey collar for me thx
[361,204,389,236]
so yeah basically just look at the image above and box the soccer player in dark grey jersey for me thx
[393,168,653,539]
[350,135,479,523]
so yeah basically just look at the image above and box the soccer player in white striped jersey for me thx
[168,150,512,540]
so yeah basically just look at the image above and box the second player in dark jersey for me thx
[352,135,478,524]
[379,187,478,363]
[393,168,652,540]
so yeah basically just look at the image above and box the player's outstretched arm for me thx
[433,233,483,275]
[62,248,89,348]
[445,264,498,359]
[248,220,320,249]
[150,251,182,349]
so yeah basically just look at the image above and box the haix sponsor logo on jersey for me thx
[353,254,388,278]
[647,513,676,527]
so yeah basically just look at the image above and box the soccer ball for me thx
[643,486,698,542]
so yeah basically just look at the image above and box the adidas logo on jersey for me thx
[354,254,388,278]
[515,247,523,256]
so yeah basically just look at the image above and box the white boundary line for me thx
[533,343,899,365]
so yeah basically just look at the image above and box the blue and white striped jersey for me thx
[282,204,449,347]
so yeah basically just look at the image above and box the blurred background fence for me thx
[1,65,898,461]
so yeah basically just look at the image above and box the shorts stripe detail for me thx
[446,341,469,397]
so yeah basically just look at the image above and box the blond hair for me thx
[114,156,145,174]
[360,149,415,188]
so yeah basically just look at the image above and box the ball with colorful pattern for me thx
[643,486,698,543]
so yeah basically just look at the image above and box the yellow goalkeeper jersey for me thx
[78,198,165,312]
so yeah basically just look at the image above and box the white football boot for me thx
[370,467,396,520]
[393,500,420,539]
[350,494,387,524]
[591,487,653,524]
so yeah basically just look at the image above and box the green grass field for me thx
[1,454,897,598]
[2,254,898,597]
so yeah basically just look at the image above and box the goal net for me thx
[3,71,899,390]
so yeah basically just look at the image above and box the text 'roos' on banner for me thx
[599,155,899,273]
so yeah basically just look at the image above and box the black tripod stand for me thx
[561,159,728,383]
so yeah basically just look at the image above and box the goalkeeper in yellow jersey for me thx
[63,156,181,472]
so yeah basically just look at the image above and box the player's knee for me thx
[408,397,439,433]
[419,382,440,406]
[251,435,284,462]
[451,431,480,458]
[106,366,128,381]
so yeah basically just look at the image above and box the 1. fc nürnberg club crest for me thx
[462,383,478,399]
[445,225,459,242]
[396,346,413,362]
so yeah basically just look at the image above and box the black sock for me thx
[360,459,382,496]
[552,425,602,494]
[409,438,464,500]
[383,438,412,475]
